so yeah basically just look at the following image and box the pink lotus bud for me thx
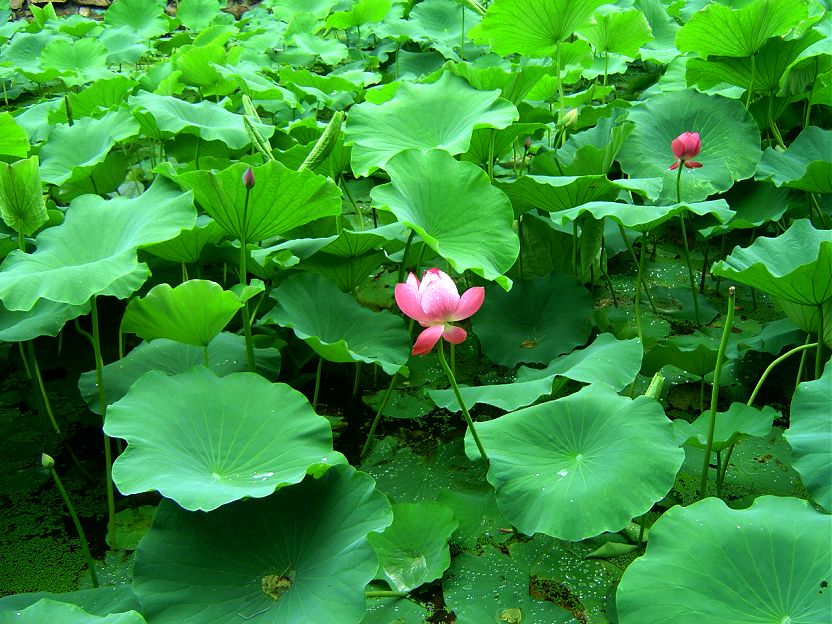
[669,132,703,170]
[523,136,532,151]
[242,166,256,189]
[394,268,485,356]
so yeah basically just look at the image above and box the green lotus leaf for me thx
[677,403,778,452]
[78,332,279,415]
[785,362,832,511]
[756,126,832,193]
[144,214,226,263]
[177,0,225,31]
[699,180,790,238]
[552,199,734,233]
[466,384,684,540]
[121,279,242,347]
[432,333,642,412]
[39,37,111,87]
[443,547,575,624]
[130,91,273,149]
[104,0,169,39]
[579,7,653,58]
[98,25,151,65]
[39,109,140,186]
[447,63,551,106]
[471,274,594,367]
[0,600,145,624]
[711,219,832,306]
[105,367,337,511]
[685,32,822,96]
[634,0,680,64]
[407,0,482,60]
[617,90,761,203]
[0,177,195,311]
[675,0,808,59]
[470,0,607,57]
[361,597,429,624]
[496,174,660,217]
[516,333,643,390]
[172,160,341,243]
[321,223,407,257]
[0,111,29,158]
[0,156,46,236]
[0,299,88,342]
[299,251,388,292]
[262,273,410,375]
[326,0,391,30]
[775,297,832,349]
[132,465,392,624]
[368,501,457,592]
[371,149,518,289]
[345,72,518,176]
[463,122,547,171]
[553,108,637,176]
[616,496,831,624]
[642,333,721,377]
[0,586,139,617]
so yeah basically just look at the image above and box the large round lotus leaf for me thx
[642,333,721,377]
[144,214,225,263]
[121,279,242,347]
[578,7,653,58]
[470,0,607,57]
[371,150,518,289]
[443,547,575,624]
[105,0,169,39]
[0,156,47,236]
[39,38,111,88]
[756,126,832,193]
[553,198,734,233]
[171,160,340,244]
[785,362,832,512]
[472,274,593,367]
[368,501,457,592]
[129,91,273,149]
[361,597,429,624]
[0,177,196,311]
[0,299,88,342]
[0,586,139,616]
[39,109,140,186]
[78,332,280,415]
[431,333,642,412]
[675,0,808,59]
[617,90,761,203]
[0,600,145,624]
[104,367,336,511]
[676,403,778,452]
[407,0,482,59]
[262,273,409,375]
[132,465,393,624]
[616,496,831,624]
[711,219,832,306]
[465,384,684,540]
[344,72,517,176]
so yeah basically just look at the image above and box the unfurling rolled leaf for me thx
[300,111,344,172]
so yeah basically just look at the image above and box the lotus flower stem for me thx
[436,342,489,466]
[397,230,416,283]
[365,590,409,598]
[633,232,648,345]
[555,41,566,140]
[90,296,117,549]
[717,340,819,491]
[617,224,657,314]
[795,333,812,389]
[361,372,399,459]
[675,164,702,326]
[42,453,98,588]
[26,341,60,434]
[745,53,756,110]
[312,357,323,411]
[240,183,256,372]
[352,363,361,397]
[698,287,735,501]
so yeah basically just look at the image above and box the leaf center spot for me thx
[261,572,294,600]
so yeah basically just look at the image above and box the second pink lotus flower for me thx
[394,268,485,356]
[669,131,703,170]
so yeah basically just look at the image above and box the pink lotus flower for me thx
[395,268,485,356]
[669,132,703,170]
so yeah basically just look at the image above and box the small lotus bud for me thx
[242,167,255,189]
[523,136,532,151]
[564,108,578,127]
[41,453,55,470]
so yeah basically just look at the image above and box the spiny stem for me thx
[698,287,735,500]
[27,341,60,434]
[633,232,648,345]
[240,186,256,372]
[815,303,825,380]
[437,342,489,466]
[361,372,399,459]
[312,357,323,411]
[676,163,701,326]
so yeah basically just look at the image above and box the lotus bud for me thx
[669,131,703,170]
[523,136,532,151]
[564,108,578,127]
[41,453,55,470]
[242,167,256,189]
